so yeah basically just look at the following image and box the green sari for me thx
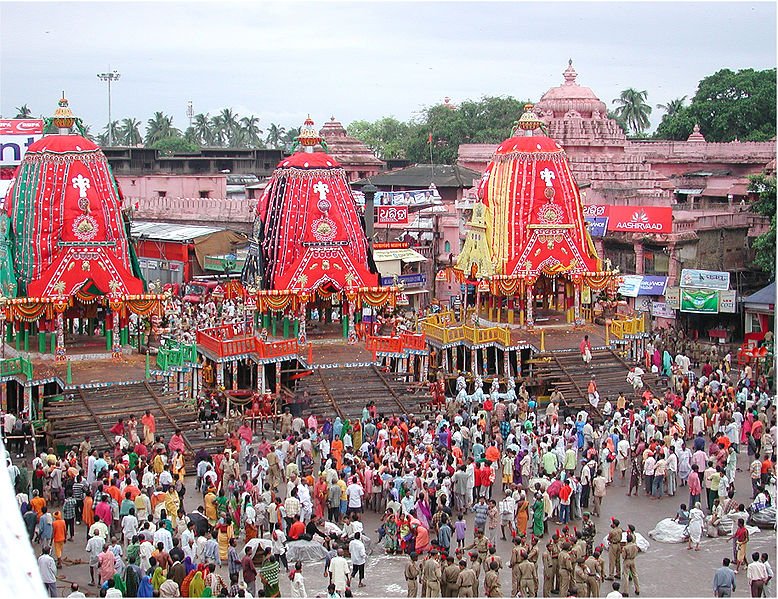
[260,557,281,597]
[532,499,545,536]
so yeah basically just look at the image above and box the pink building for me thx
[116,174,227,199]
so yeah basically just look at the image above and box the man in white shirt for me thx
[121,509,139,545]
[346,479,364,517]
[328,548,351,593]
[38,547,58,597]
[747,551,768,597]
[605,580,623,598]
[153,524,173,552]
[348,532,367,588]
[85,530,105,586]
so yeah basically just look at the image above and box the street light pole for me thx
[97,69,121,146]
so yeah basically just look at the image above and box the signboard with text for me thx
[719,290,737,313]
[376,204,409,225]
[607,206,673,234]
[680,269,730,290]
[665,287,681,309]
[651,301,676,319]
[585,216,608,238]
[0,119,44,166]
[680,288,719,313]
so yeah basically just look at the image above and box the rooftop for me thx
[131,220,225,242]
[354,164,480,189]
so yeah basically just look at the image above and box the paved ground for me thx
[36,450,775,598]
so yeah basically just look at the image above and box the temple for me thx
[319,116,385,182]
[0,98,162,363]
[456,105,613,327]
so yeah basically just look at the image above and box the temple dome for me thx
[536,60,607,119]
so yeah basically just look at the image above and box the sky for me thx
[1,1,776,136]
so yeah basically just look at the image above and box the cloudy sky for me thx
[1,1,775,135]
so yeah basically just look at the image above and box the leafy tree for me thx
[265,123,287,149]
[214,108,240,147]
[151,136,199,156]
[749,174,776,276]
[606,110,629,134]
[281,127,301,152]
[120,118,143,146]
[101,120,121,146]
[239,114,264,148]
[14,104,32,118]
[657,96,687,117]
[612,88,652,135]
[347,117,413,160]
[145,112,180,145]
[655,68,776,142]
[192,113,215,146]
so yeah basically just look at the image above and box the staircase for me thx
[533,347,666,418]
[294,365,431,421]
[45,381,223,459]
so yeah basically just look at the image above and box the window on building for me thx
[444,241,451,253]
[199,190,210,198]
[157,191,167,198]
[749,313,763,334]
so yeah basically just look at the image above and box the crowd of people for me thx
[4,323,775,598]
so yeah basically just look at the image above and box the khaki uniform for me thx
[517,559,538,597]
[456,568,477,597]
[542,550,554,598]
[422,557,442,597]
[549,541,560,594]
[509,546,523,596]
[558,550,573,597]
[483,570,501,597]
[573,564,588,597]
[572,539,587,561]
[584,556,601,598]
[621,541,640,594]
[442,564,461,598]
[468,559,481,597]
[607,527,622,578]
[406,560,420,598]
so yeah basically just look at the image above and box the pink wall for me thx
[116,175,227,199]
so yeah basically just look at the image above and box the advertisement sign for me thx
[719,290,737,313]
[582,205,608,218]
[585,216,608,238]
[617,275,643,298]
[607,206,673,234]
[665,286,681,309]
[373,241,409,250]
[680,269,730,290]
[380,273,427,288]
[376,188,441,206]
[638,275,668,296]
[680,288,719,313]
[376,204,409,225]
[635,297,652,312]
[0,119,44,166]
[651,301,676,319]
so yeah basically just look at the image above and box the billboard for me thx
[680,288,719,313]
[651,301,676,319]
[0,119,44,166]
[375,188,441,206]
[617,275,668,298]
[665,286,681,309]
[607,206,673,234]
[719,290,737,313]
[376,205,409,225]
[680,269,730,290]
[585,216,608,238]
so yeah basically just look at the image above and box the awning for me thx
[700,185,731,197]
[373,248,428,263]
[675,188,704,195]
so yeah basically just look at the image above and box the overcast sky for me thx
[1,1,775,136]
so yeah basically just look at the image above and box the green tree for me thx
[151,136,199,156]
[606,109,629,134]
[100,120,120,146]
[214,108,240,147]
[192,113,215,146]
[655,68,776,142]
[145,112,180,145]
[348,117,413,160]
[612,88,652,135]
[657,96,687,117]
[239,114,264,148]
[265,123,286,149]
[120,118,143,146]
[749,174,776,276]
[281,127,301,152]
[14,104,32,118]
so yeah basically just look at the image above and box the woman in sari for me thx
[383,510,399,554]
[260,554,281,597]
[352,419,362,452]
[229,490,241,531]
[137,575,154,598]
[415,492,432,530]
[112,573,127,596]
[124,562,140,597]
[188,571,206,598]
[332,417,343,440]
[151,566,166,591]
[677,445,692,485]
[331,436,344,471]
[686,502,705,550]
[165,488,180,527]
[82,490,95,530]
[662,350,673,377]
[243,494,258,542]
[171,451,186,482]
[531,493,545,537]
[515,493,530,537]
[215,516,234,563]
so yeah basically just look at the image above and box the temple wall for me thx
[123,196,254,230]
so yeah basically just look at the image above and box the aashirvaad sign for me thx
[607,206,673,234]
[0,119,44,166]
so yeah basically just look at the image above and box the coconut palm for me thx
[192,113,215,146]
[265,123,287,149]
[612,88,653,135]
[102,120,121,146]
[14,104,32,118]
[216,108,240,146]
[239,114,263,148]
[120,118,143,146]
[281,127,301,152]
[657,96,687,117]
[145,111,180,145]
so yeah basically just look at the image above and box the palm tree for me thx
[657,96,687,117]
[144,112,180,145]
[239,115,263,148]
[120,118,143,146]
[216,108,240,146]
[192,113,214,146]
[210,114,227,147]
[102,120,121,146]
[612,88,653,135]
[14,104,32,118]
[265,123,287,149]
[281,127,301,152]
